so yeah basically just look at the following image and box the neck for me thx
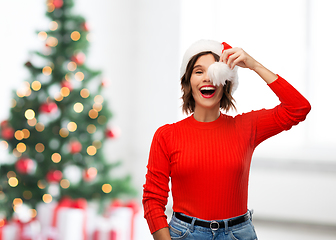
[193,107,221,122]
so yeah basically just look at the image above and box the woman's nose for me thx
[203,71,211,82]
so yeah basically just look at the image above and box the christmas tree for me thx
[0,0,135,220]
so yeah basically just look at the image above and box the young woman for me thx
[142,40,311,240]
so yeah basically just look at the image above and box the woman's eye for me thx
[195,71,202,74]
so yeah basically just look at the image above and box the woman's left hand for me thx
[220,47,260,71]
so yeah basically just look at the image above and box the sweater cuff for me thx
[146,215,169,234]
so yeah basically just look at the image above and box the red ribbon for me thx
[51,197,87,240]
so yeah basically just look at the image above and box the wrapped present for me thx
[105,200,140,240]
[51,197,87,240]
[0,220,19,240]
[92,216,119,240]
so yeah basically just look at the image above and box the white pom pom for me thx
[208,62,239,93]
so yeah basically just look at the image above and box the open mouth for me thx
[199,86,216,98]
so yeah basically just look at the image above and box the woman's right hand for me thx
[152,227,171,240]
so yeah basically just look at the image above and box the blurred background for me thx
[0,0,335,239]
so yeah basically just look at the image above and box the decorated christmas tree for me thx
[0,0,135,221]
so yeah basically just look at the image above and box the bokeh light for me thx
[75,72,84,81]
[23,190,32,200]
[35,143,45,153]
[22,129,30,139]
[42,194,52,203]
[46,37,58,47]
[67,122,77,132]
[27,118,37,127]
[71,31,81,41]
[31,81,42,91]
[8,177,18,187]
[14,130,24,141]
[37,180,47,189]
[51,153,61,163]
[49,21,58,31]
[35,123,45,132]
[67,62,77,71]
[60,87,70,97]
[60,179,70,189]
[42,66,52,75]
[38,31,48,41]
[87,124,96,134]
[25,109,35,120]
[59,128,69,138]
[16,143,27,153]
[88,109,98,119]
[80,88,90,98]
[87,145,97,156]
[102,183,112,193]
[73,102,84,113]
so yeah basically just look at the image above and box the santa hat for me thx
[180,39,238,93]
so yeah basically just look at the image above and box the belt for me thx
[174,212,250,230]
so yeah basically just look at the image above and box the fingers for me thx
[220,47,250,69]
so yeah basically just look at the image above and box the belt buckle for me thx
[210,221,219,231]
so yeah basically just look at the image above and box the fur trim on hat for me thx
[180,39,239,94]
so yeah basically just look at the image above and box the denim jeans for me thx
[168,211,258,240]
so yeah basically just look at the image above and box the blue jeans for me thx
[168,211,258,240]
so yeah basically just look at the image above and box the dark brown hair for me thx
[181,51,236,114]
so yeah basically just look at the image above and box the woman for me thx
[142,40,311,240]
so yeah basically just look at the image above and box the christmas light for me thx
[35,123,45,132]
[31,209,37,218]
[80,88,90,98]
[0,140,9,150]
[7,171,16,178]
[60,87,70,97]
[37,180,47,189]
[12,148,22,158]
[73,102,84,113]
[102,183,112,193]
[54,93,63,102]
[27,118,37,127]
[38,31,48,41]
[0,219,5,228]
[51,153,61,163]
[35,143,45,153]
[59,128,69,138]
[97,115,107,125]
[14,130,24,140]
[71,31,81,41]
[43,66,52,75]
[87,145,97,156]
[67,122,77,132]
[87,124,96,134]
[67,61,77,71]
[93,103,102,112]
[60,179,70,189]
[46,37,58,47]
[88,109,98,119]
[22,129,30,139]
[23,190,32,200]
[94,95,104,104]
[49,21,59,31]
[75,71,84,81]
[42,194,52,203]
[25,109,35,120]
[8,177,18,187]
[16,142,27,153]
[64,73,72,81]
[31,81,42,91]
[47,3,55,12]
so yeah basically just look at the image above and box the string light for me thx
[8,177,18,187]
[71,31,81,41]
[0,141,9,150]
[46,37,58,47]
[35,143,45,153]
[13,148,22,158]
[67,61,77,71]
[86,167,97,179]
[38,31,48,41]
[47,3,55,12]
[37,180,47,189]
[73,102,84,113]
[67,122,77,132]
[51,153,61,163]
[11,99,17,108]
[64,73,72,81]
[93,103,102,112]
[14,130,24,141]
[7,171,16,178]
[31,81,42,91]
[88,109,98,119]
[92,140,102,149]
[97,115,107,124]
[49,21,59,31]
[35,123,45,132]
[16,143,26,153]
[22,129,30,139]
[102,183,112,193]
[54,93,63,102]
[94,95,104,104]
[27,118,37,127]
[59,128,69,138]
[60,179,70,189]
[75,72,84,81]
[31,209,37,218]
[60,87,70,97]
[87,124,96,134]
[25,109,35,120]
[87,145,97,156]
[42,194,52,203]
[80,88,90,98]
[43,66,52,75]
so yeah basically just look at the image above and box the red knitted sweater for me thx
[142,76,311,234]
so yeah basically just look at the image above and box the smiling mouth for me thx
[199,86,216,98]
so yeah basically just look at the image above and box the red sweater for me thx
[142,76,311,234]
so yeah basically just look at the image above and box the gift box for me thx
[0,220,18,240]
[92,216,119,240]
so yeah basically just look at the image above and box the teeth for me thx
[200,86,215,90]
